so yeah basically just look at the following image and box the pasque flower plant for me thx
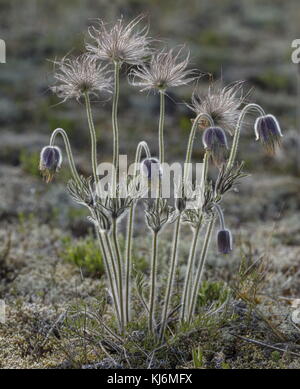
[40,16,283,344]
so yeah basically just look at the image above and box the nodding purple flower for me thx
[141,158,162,180]
[217,229,232,254]
[175,197,186,213]
[39,146,62,183]
[254,114,283,154]
[202,126,228,167]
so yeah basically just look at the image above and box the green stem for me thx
[112,218,124,334]
[180,219,202,323]
[158,91,165,164]
[184,113,214,183]
[103,232,120,300]
[124,141,151,323]
[112,61,120,195]
[96,229,121,328]
[158,91,165,198]
[227,103,265,171]
[159,214,181,342]
[180,149,209,323]
[84,92,99,189]
[149,230,158,335]
[188,217,215,323]
[213,203,225,230]
[184,148,211,324]
[50,128,81,186]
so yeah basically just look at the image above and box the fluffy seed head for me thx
[202,126,228,167]
[39,146,62,183]
[86,15,152,65]
[51,54,112,101]
[217,229,232,254]
[130,47,196,93]
[254,114,283,154]
[189,82,245,134]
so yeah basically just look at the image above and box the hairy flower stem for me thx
[96,230,121,328]
[111,218,125,334]
[177,116,215,324]
[180,219,202,323]
[147,92,165,335]
[180,150,209,323]
[124,141,151,324]
[214,203,225,229]
[50,128,81,186]
[84,92,99,189]
[158,91,165,197]
[188,216,215,323]
[103,232,120,300]
[112,61,121,196]
[227,103,265,171]
[159,214,181,342]
[184,113,214,180]
[182,149,210,323]
[149,230,158,335]
[158,91,165,164]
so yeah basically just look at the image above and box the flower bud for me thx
[254,114,283,154]
[217,229,232,254]
[175,197,186,213]
[141,158,162,180]
[202,126,228,167]
[39,146,62,183]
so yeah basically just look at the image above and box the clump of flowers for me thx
[40,16,283,344]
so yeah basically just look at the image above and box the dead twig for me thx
[231,333,300,358]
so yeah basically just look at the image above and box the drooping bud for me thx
[202,126,228,167]
[141,158,162,180]
[39,146,62,183]
[254,114,283,154]
[217,229,232,254]
[175,197,186,213]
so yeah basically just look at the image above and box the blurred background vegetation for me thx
[0,0,300,230]
[0,0,299,161]
[0,0,299,227]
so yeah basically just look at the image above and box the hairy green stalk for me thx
[112,61,121,195]
[84,92,99,189]
[111,217,125,334]
[227,103,265,171]
[158,91,165,199]
[96,229,121,328]
[149,230,158,335]
[180,150,210,323]
[158,91,165,165]
[178,115,214,323]
[124,141,151,323]
[103,232,121,301]
[180,218,202,322]
[213,203,225,229]
[50,127,81,186]
[159,213,182,342]
[184,113,214,181]
[187,216,215,323]
[83,93,123,331]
